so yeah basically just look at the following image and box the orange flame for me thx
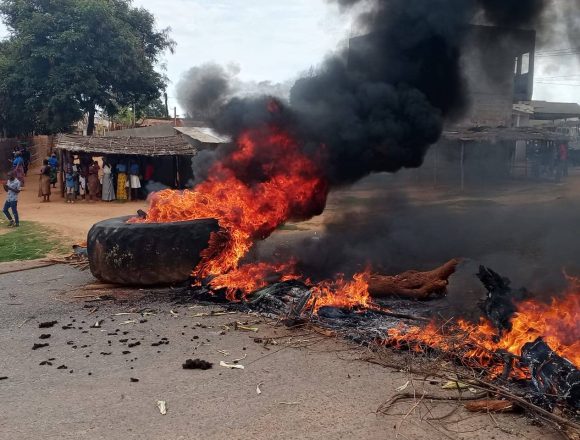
[136,126,328,282]
[309,270,373,313]
[208,261,301,301]
[387,291,579,376]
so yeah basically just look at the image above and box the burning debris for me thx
[181,263,579,417]
[83,0,579,425]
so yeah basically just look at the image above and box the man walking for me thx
[3,171,21,227]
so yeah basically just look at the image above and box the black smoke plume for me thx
[207,0,550,188]
[177,63,233,119]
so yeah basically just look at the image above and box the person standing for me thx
[101,161,116,202]
[22,147,31,176]
[87,160,100,202]
[12,152,25,187]
[38,159,52,202]
[116,162,128,201]
[48,153,58,188]
[129,161,141,200]
[3,171,21,227]
[65,165,76,203]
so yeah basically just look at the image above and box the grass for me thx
[0,221,67,262]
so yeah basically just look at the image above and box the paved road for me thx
[0,266,561,440]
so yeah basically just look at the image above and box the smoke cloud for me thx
[204,0,552,189]
[176,63,234,119]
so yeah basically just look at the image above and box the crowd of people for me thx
[3,148,149,227]
[55,154,145,204]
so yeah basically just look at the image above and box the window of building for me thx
[521,53,530,74]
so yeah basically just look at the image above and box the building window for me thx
[521,53,530,74]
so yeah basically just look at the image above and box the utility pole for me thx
[164,92,169,118]
[174,107,177,127]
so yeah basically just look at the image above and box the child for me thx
[65,166,75,203]
[79,174,86,200]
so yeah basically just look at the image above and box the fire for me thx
[208,261,301,301]
[136,124,328,282]
[309,271,373,313]
[387,292,579,375]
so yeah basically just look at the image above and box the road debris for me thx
[465,399,515,413]
[220,361,245,370]
[182,359,213,370]
[234,322,259,332]
[441,380,471,390]
[257,382,263,395]
[156,400,167,415]
[395,381,410,392]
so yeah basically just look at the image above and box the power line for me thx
[536,52,580,58]
[536,74,580,79]
[536,47,580,55]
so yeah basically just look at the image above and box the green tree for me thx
[0,0,174,135]
[141,96,169,119]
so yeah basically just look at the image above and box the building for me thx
[461,25,536,127]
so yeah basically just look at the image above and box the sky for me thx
[132,0,353,115]
[0,0,579,115]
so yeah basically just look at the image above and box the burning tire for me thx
[87,216,219,286]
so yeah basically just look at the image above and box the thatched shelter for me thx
[56,134,198,156]
[54,134,200,195]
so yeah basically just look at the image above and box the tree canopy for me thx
[0,0,174,136]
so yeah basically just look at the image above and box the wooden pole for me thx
[460,142,465,192]
[433,143,438,186]
[174,107,177,127]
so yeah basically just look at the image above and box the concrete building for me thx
[461,25,536,127]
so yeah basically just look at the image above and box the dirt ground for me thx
[0,265,566,440]
[2,168,578,439]
[14,170,148,242]
[12,167,580,247]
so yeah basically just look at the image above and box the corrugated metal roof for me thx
[443,127,570,142]
[526,101,580,119]
[174,127,231,144]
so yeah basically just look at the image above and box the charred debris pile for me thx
[186,263,579,419]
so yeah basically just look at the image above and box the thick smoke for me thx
[207,0,551,188]
[177,63,293,120]
[476,0,547,28]
[176,63,234,119]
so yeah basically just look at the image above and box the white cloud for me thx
[133,0,351,115]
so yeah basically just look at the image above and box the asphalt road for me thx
[0,265,562,440]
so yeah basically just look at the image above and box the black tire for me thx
[88,216,219,286]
